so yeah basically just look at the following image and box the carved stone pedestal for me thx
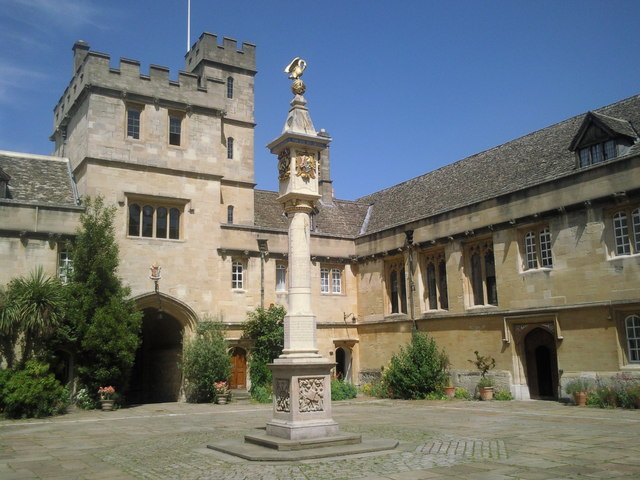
[265,362,339,440]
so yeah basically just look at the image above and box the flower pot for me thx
[216,395,228,405]
[479,387,494,401]
[444,386,455,399]
[573,392,587,407]
[100,399,114,411]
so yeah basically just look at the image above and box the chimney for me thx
[318,129,333,204]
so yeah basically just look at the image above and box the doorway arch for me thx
[335,347,352,382]
[524,327,559,400]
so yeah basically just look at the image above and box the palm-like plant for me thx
[2,267,66,366]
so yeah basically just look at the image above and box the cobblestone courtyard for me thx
[1,398,639,479]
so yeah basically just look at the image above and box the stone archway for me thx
[128,292,197,403]
[524,328,559,400]
[335,347,352,382]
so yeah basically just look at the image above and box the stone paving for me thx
[1,397,639,479]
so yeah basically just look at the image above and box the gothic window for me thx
[227,205,234,224]
[423,251,448,310]
[626,314,640,363]
[522,227,553,270]
[226,76,234,99]
[466,240,498,306]
[126,106,141,139]
[58,247,73,284]
[276,263,287,291]
[388,261,407,314]
[227,137,234,159]
[232,261,244,289]
[169,113,182,146]
[612,207,640,256]
[128,202,181,240]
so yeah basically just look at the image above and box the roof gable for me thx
[569,111,637,151]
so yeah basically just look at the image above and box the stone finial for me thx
[284,57,307,95]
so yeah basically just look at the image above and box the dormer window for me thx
[0,168,10,198]
[569,111,637,169]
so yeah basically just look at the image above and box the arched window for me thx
[142,205,154,237]
[226,76,234,99]
[128,203,141,236]
[227,137,234,159]
[156,207,167,238]
[227,205,234,224]
[468,241,498,306]
[626,314,640,363]
[388,264,407,314]
[169,208,180,239]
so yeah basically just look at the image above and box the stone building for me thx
[1,32,639,402]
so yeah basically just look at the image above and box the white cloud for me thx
[2,0,104,30]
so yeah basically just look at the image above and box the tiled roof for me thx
[0,151,78,206]
[254,190,370,237]
[356,95,640,234]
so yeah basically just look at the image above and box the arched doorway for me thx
[335,347,352,382]
[230,347,247,390]
[128,308,183,403]
[524,328,558,400]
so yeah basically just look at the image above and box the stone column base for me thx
[267,361,337,441]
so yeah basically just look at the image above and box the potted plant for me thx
[469,350,496,401]
[443,374,455,399]
[565,378,593,406]
[213,381,230,404]
[98,386,115,411]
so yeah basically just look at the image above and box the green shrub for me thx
[424,391,447,400]
[383,332,448,399]
[331,379,357,401]
[3,361,69,418]
[454,387,470,400]
[182,320,230,403]
[494,389,514,401]
[74,387,97,410]
[565,378,594,395]
[251,384,272,403]
[0,368,13,411]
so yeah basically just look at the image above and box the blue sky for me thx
[1,0,639,200]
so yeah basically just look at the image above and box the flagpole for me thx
[187,0,191,52]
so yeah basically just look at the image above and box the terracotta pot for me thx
[479,387,494,401]
[573,392,587,407]
[100,399,114,411]
[444,386,455,399]
[216,395,228,405]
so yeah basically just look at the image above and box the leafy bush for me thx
[250,384,272,403]
[454,387,470,400]
[383,332,448,399]
[74,388,97,410]
[242,305,285,400]
[182,320,230,403]
[565,378,594,395]
[331,379,357,401]
[0,368,13,411]
[2,361,69,418]
[494,389,514,401]
[361,377,391,398]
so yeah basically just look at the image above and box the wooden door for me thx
[230,348,247,389]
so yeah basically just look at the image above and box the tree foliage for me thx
[383,332,449,399]
[182,319,231,403]
[0,267,66,368]
[242,305,285,396]
[66,196,142,398]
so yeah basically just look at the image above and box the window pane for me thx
[227,137,234,159]
[426,262,437,310]
[232,262,243,289]
[579,148,590,167]
[390,270,399,313]
[169,208,180,239]
[604,140,616,160]
[632,209,640,254]
[591,143,603,163]
[226,77,234,99]
[485,249,498,305]
[128,203,141,236]
[539,228,553,267]
[471,253,484,305]
[127,109,140,139]
[332,268,342,294]
[142,205,154,237]
[438,259,448,310]
[169,115,181,146]
[58,249,73,284]
[613,212,630,255]
[399,268,407,314]
[320,268,329,293]
[626,315,640,363]
[227,205,234,224]
[276,265,286,291]
[524,232,537,269]
[156,207,167,238]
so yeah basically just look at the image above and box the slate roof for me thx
[254,189,370,237]
[356,95,640,235]
[0,151,78,206]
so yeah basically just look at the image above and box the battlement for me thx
[185,32,256,73]
[53,33,255,131]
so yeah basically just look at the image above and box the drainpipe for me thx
[257,239,269,309]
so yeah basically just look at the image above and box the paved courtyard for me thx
[1,397,639,479]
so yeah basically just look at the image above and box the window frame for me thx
[387,259,408,314]
[610,205,640,257]
[227,137,234,159]
[624,314,640,364]
[168,111,184,147]
[521,226,553,271]
[226,76,234,99]
[57,246,73,284]
[232,260,245,290]
[320,265,343,294]
[422,250,448,311]
[276,263,287,292]
[126,104,142,140]
[465,239,499,307]
[127,197,185,240]
[578,139,617,168]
